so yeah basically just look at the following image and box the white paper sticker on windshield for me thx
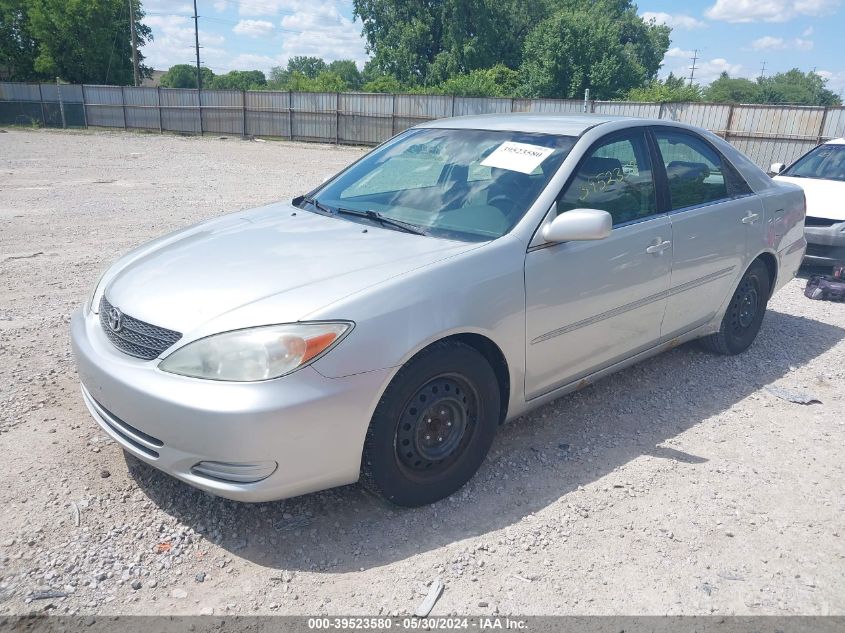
[480,141,555,174]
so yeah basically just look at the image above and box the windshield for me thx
[783,143,845,182]
[302,128,576,241]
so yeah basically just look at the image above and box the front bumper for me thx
[70,308,391,502]
[804,220,845,266]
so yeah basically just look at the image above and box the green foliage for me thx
[435,64,520,97]
[24,0,151,84]
[285,56,327,79]
[361,74,403,93]
[627,73,702,102]
[703,72,761,104]
[327,60,362,90]
[704,70,841,106]
[0,0,38,80]
[310,71,348,92]
[159,64,215,89]
[353,0,550,85]
[519,1,670,99]
[210,69,266,91]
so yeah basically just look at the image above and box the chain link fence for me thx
[3,81,845,169]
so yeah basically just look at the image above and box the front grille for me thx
[99,297,182,360]
[805,216,839,227]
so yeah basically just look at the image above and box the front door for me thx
[525,129,672,400]
[650,127,764,338]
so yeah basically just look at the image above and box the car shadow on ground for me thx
[126,309,844,573]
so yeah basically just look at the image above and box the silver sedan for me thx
[71,114,806,507]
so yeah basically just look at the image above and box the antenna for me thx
[688,49,699,87]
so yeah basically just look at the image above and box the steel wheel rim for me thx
[732,278,759,332]
[395,374,477,476]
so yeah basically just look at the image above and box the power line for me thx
[688,49,699,87]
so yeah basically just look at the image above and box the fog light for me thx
[191,460,277,483]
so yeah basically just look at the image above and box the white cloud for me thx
[817,70,845,96]
[665,47,696,59]
[802,26,814,36]
[142,15,228,72]
[750,35,814,50]
[232,19,275,38]
[278,5,368,66]
[641,12,707,29]
[705,0,841,23]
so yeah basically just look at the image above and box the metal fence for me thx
[3,81,845,169]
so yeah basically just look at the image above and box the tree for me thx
[285,55,327,79]
[310,71,348,92]
[327,59,362,90]
[704,73,761,104]
[26,0,152,84]
[0,0,37,80]
[519,2,670,99]
[759,69,841,106]
[436,64,520,97]
[362,74,403,93]
[160,64,214,89]
[627,73,702,102]
[210,69,266,91]
[353,0,551,85]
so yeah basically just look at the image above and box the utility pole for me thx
[759,61,767,80]
[192,0,202,90]
[688,49,699,87]
[128,0,139,87]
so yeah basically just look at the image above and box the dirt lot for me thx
[0,128,843,616]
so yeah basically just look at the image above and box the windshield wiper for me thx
[335,207,428,236]
[297,195,334,215]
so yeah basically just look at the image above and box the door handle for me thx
[741,211,760,224]
[646,239,672,255]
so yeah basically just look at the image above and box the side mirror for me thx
[770,162,785,175]
[542,208,612,243]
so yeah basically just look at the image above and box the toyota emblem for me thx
[107,306,123,333]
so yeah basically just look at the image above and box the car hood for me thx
[105,202,478,336]
[775,175,845,221]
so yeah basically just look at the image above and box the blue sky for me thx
[142,0,845,95]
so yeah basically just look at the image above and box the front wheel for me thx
[699,260,770,355]
[361,341,500,507]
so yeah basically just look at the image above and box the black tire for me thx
[361,341,500,507]
[699,259,771,355]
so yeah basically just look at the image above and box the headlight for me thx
[158,322,352,382]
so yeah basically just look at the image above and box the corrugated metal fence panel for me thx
[291,92,336,141]
[160,88,200,133]
[453,97,512,116]
[731,137,818,170]
[83,85,125,128]
[338,92,393,145]
[730,105,824,140]
[40,83,84,102]
[393,94,451,132]
[821,107,845,140]
[660,102,731,133]
[594,101,661,118]
[512,98,584,113]
[245,90,290,137]
[0,83,41,101]
[201,89,243,135]
[122,86,159,130]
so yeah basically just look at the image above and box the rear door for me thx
[524,128,672,400]
[650,127,762,338]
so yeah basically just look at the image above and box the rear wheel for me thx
[361,341,500,507]
[699,260,770,355]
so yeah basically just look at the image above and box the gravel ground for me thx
[0,128,843,617]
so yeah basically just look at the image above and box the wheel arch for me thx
[753,250,778,299]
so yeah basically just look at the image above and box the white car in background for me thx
[772,138,845,267]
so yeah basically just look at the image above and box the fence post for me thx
[156,86,163,133]
[198,88,203,135]
[657,101,665,120]
[38,83,46,127]
[56,78,66,129]
[288,92,293,140]
[335,92,340,144]
[81,85,88,128]
[120,85,127,129]
[724,103,736,142]
[817,106,829,144]
[450,94,455,117]
[391,93,396,135]
[242,90,247,139]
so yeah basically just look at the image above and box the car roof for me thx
[419,113,637,136]
[824,137,845,145]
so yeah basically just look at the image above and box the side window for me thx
[557,131,657,226]
[653,129,748,209]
